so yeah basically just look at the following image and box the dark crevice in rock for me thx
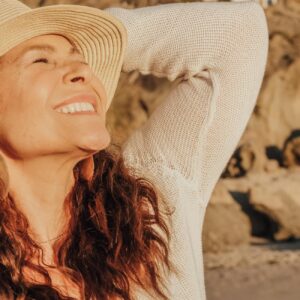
[229,191,279,240]
[265,145,284,167]
[221,145,255,178]
[138,99,149,116]
[38,0,46,6]
[282,129,300,167]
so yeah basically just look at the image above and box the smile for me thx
[53,93,99,115]
[55,102,96,114]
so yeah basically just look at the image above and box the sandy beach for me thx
[204,238,300,300]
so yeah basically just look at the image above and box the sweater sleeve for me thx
[104,1,269,205]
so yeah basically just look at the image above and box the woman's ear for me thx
[80,156,95,182]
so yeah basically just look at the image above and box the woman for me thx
[0,0,269,299]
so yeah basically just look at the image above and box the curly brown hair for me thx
[0,143,177,300]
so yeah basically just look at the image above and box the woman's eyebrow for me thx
[13,44,81,63]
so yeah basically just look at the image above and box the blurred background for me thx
[22,0,300,299]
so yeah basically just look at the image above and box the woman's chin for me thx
[77,132,111,153]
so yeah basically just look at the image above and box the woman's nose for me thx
[63,61,93,85]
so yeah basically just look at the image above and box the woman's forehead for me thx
[18,34,74,48]
[0,34,82,65]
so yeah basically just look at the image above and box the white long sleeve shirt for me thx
[104,2,269,299]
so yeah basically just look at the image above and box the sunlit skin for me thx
[0,34,111,261]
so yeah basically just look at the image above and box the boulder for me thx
[202,181,252,253]
[249,169,300,240]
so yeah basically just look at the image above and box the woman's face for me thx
[0,34,110,160]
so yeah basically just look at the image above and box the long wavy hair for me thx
[0,143,177,300]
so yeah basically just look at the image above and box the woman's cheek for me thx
[28,74,55,102]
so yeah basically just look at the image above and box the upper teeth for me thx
[56,102,95,114]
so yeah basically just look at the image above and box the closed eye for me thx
[33,58,48,63]
[32,58,89,65]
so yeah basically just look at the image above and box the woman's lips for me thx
[53,93,98,113]
[57,110,98,115]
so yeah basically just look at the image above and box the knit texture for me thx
[104,2,269,299]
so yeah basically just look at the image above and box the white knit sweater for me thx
[104,2,269,299]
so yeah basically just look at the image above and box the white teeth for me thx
[75,103,81,112]
[62,106,69,114]
[80,103,90,111]
[56,102,95,114]
[69,105,76,113]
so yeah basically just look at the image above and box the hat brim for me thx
[0,4,128,111]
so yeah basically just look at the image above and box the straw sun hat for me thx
[0,0,128,111]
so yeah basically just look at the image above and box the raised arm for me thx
[104,1,269,205]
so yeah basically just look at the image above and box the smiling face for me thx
[0,34,110,160]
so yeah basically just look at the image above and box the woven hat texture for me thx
[0,0,128,111]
